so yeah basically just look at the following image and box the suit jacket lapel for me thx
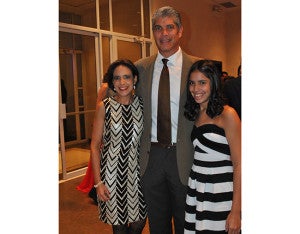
[146,55,157,101]
[179,52,191,108]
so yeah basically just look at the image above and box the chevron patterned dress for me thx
[184,124,233,233]
[98,95,147,225]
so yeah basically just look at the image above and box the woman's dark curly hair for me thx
[184,60,224,121]
[104,59,139,90]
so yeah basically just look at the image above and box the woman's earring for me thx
[133,84,136,90]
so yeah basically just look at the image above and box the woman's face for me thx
[112,65,136,97]
[188,70,211,106]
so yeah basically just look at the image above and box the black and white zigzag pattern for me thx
[184,124,233,233]
[98,96,147,225]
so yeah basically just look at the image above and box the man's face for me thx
[152,16,183,58]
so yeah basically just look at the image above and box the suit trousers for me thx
[142,143,187,234]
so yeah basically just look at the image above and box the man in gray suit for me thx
[96,6,200,234]
[135,6,200,234]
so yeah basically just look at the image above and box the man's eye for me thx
[166,25,175,30]
[153,25,162,31]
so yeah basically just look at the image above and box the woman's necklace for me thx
[114,94,134,105]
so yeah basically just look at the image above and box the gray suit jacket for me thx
[135,51,200,185]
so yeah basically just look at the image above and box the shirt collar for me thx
[157,47,182,66]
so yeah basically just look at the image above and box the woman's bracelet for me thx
[94,180,104,188]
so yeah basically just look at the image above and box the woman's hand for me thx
[225,211,241,234]
[96,183,110,202]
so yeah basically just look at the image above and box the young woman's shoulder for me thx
[223,105,237,116]
[220,105,240,127]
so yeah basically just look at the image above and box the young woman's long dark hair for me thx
[184,60,224,121]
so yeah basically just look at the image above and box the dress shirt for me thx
[151,47,183,143]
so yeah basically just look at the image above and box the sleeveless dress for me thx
[98,95,147,225]
[184,124,233,233]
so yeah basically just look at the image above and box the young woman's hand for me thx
[225,211,241,234]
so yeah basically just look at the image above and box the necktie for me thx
[157,58,171,145]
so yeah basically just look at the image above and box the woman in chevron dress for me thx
[90,59,147,234]
[183,60,241,234]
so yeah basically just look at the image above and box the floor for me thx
[59,141,91,180]
[59,148,90,173]
[59,175,150,234]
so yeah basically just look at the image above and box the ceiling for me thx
[60,0,242,8]
[211,0,241,9]
[59,0,241,15]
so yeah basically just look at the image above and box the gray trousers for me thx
[142,144,187,234]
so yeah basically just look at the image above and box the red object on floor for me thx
[76,159,94,193]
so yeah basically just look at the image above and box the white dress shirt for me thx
[151,47,183,143]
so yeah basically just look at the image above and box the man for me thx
[96,6,199,233]
[223,65,241,119]
[221,71,228,83]
[135,6,199,234]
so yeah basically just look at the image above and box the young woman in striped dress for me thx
[183,60,241,234]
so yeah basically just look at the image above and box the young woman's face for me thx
[112,65,136,97]
[188,70,211,106]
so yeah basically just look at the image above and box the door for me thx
[59,0,152,180]
[59,32,98,179]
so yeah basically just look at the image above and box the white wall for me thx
[151,0,241,76]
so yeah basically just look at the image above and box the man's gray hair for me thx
[152,6,182,29]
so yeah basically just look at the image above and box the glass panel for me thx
[102,36,111,77]
[100,0,110,30]
[59,31,97,144]
[117,40,142,63]
[143,0,150,38]
[84,111,95,142]
[59,0,152,179]
[59,32,73,50]
[65,115,77,142]
[80,113,86,140]
[146,42,151,57]
[74,34,83,50]
[112,0,141,35]
[59,0,97,28]
[59,31,98,176]
[59,11,73,24]
[59,53,75,113]
[59,32,82,50]
[77,54,83,86]
[81,35,98,111]
[78,89,84,106]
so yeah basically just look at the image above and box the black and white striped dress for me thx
[98,96,147,225]
[184,124,233,233]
